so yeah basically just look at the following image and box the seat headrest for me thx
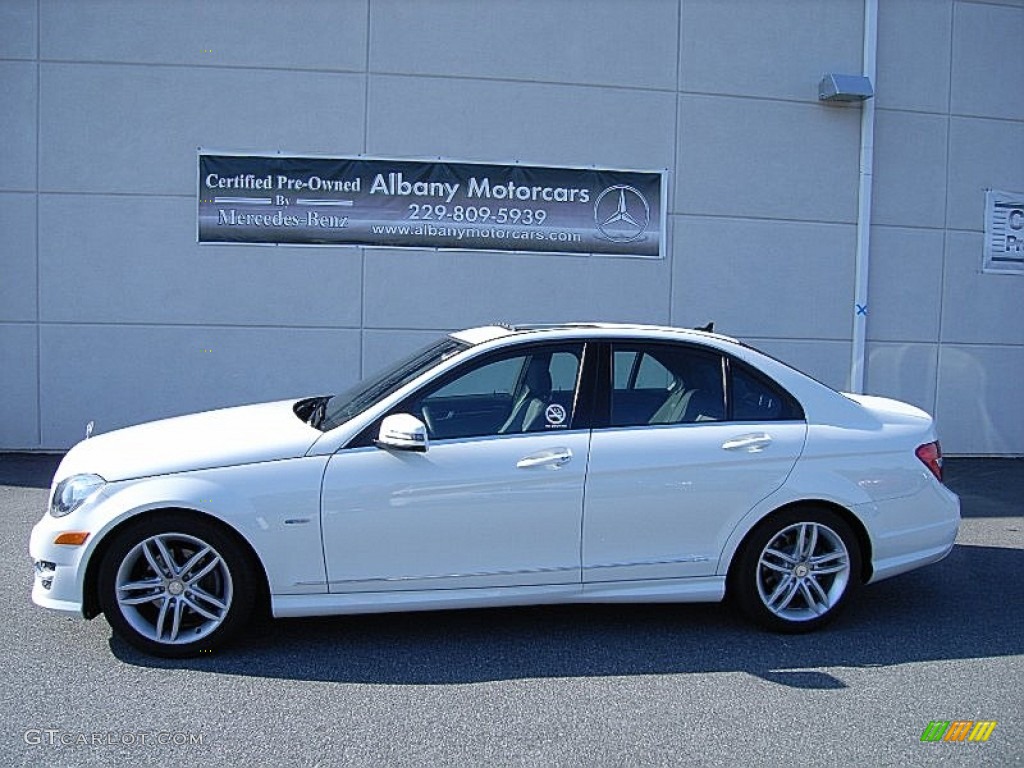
[525,359,552,397]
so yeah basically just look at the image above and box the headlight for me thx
[50,474,106,518]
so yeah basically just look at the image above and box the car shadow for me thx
[112,542,1023,688]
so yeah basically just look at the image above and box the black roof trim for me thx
[509,322,610,331]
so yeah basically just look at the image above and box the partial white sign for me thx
[984,189,1024,275]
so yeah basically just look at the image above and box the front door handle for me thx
[516,448,573,469]
[722,433,773,452]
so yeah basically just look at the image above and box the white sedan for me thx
[30,323,960,656]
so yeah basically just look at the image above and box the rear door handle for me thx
[516,448,573,469]
[722,433,773,452]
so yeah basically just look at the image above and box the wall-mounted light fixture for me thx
[818,74,874,103]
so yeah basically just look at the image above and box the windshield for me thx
[319,336,469,431]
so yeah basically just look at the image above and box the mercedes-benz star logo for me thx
[594,184,650,243]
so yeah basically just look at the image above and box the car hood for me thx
[54,399,322,484]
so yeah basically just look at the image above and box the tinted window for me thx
[610,343,725,427]
[613,350,638,389]
[408,344,584,440]
[429,357,522,398]
[730,360,804,421]
[635,354,674,389]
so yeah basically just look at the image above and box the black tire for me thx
[729,507,861,633]
[98,512,256,657]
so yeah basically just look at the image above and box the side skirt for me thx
[271,577,726,618]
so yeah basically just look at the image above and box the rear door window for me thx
[610,343,726,427]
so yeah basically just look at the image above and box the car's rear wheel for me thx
[98,513,255,657]
[731,507,861,632]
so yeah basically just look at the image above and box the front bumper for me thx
[29,515,89,616]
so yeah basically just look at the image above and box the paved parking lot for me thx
[1,454,1020,767]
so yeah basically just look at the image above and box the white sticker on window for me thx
[545,403,567,427]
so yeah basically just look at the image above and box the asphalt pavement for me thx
[1,454,1020,767]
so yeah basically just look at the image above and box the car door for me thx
[583,342,807,582]
[321,342,591,593]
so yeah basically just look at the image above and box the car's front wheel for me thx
[731,507,861,632]
[98,513,255,657]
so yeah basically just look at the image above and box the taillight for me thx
[916,441,943,482]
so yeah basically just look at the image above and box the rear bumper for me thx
[868,537,956,583]
[864,480,961,584]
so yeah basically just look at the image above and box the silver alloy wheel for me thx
[755,521,850,622]
[115,532,234,645]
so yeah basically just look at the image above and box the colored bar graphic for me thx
[944,721,973,741]
[921,720,997,742]
[969,721,998,742]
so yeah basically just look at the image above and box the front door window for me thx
[408,345,584,440]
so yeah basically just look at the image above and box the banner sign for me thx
[983,189,1024,275]
[198,154,664,258]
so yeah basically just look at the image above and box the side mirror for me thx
[376,413,429,452]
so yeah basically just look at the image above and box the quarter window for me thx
[730,359,804,421]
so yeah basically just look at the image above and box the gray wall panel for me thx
[39,63,366,194]
[936,343,1024,455]
[37,194,363,327]
[876,0,952,113]
[0,193,37,322]
[946,116,1024,232]
[865,226,943,343]
[865,341,939,417]
[951,2,1024,121]
[363,249,670,331]
[680,0,862,102]
[0,0,37,60]
[371,0,678,90]
[672,216,856,340]
[676,95,861,222]
[0,323,38,448]
[40,0,368,72]
[871,110,948,229]
[367,74,676,170]
[740,338,851,392]
[39,324,360,448]
[941,231,1024,346]
[0,61,37,191]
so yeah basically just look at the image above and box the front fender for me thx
[55,457,330,609]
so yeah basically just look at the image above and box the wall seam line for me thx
[359,0,372,379]
[34,0,42,448]
[935,0,957,423]
[668,0,683,327]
